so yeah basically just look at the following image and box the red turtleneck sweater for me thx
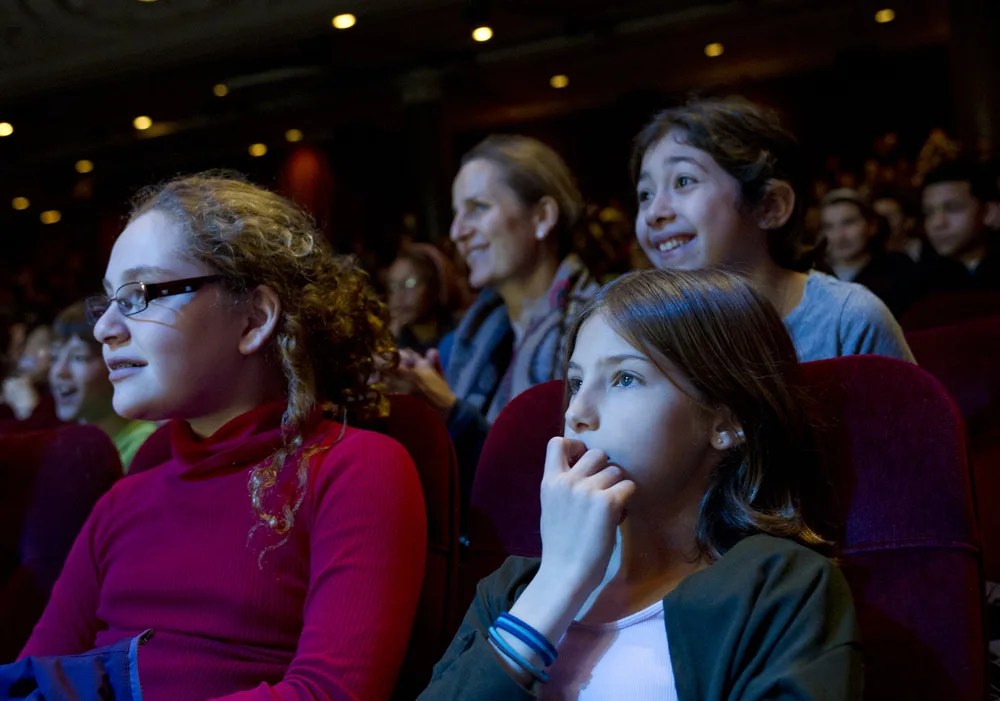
[21,402,427,701]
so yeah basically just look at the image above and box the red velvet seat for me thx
[369,395,460,700]
[464,356,984,700]
[901,290,1000,332]
[907,315,1000,583]
[0,424,121,661]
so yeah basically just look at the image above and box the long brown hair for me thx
[130,173,395,535]
[564,268,824,558]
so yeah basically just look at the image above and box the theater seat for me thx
[906,315,1000,581]
[901,290,1000,332]
[0,424,121,660]
[464,355,984,700]
[367,394,460,700]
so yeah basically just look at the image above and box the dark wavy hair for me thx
[564,268,824,559]
[631,97,817,271]
[130,173,395,535]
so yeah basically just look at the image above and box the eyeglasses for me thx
[387,276,426,293]
[84,275,224,325]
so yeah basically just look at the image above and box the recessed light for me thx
[248,143,268,157]
[332,14,356,30]
[874,8,895,24]
[285,129,304,143]
[40,210,61,225]
[133,116,152,131]
[704,43,724,58]
[472,26,493,42]
[0,122,14,137]
[549,74,569,89]
[11,197,29,210]
[213,83,229,97]
[75,160,94,174]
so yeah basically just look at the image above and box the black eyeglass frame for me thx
[84,275,225,325]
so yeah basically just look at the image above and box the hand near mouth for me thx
[537,436,636,601]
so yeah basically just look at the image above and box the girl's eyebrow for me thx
[664,155,708,172]
[568,354,652,371]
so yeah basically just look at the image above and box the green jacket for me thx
[419,534,862,700]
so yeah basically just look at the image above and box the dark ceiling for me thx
[0,0,956,278]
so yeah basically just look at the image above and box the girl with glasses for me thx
[17,174,427,701]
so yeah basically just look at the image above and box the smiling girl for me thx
[632,98,913,362]
[420,268,861,700]
[48,301,156,471]
[18,174,427,701]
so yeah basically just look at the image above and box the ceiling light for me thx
[11,197,29,210]
[133,116,152,131]
[332,14,356,30]
[704,43,725,58]
[248,143,268,157]
[472,26,493,42]
[40,210,61,225]
[213,83,229,97]
[549,74,569,89]
[0,122,13,137]
[75,159,94,174]
[285,129,304,143]
[874,8,895,23]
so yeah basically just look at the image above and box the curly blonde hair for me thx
[130,172,395,534]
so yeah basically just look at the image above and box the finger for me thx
[568,448,608,477]
[426,348,445,375]
[586,463,629,491]
[561,438,588,466]
[544,437,571,478]
[605,479,637,511]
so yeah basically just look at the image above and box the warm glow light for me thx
[472,26,493,42]
[549,74,570,89]
[285,129,304,143]
[213,83,229,97]
[332,13,356,29]
[11,197,29,210]
[874,8,895,23]
[248,143,268,157]
[704,42,725,58]
[133,115,152,131]
[137,0,158,3]
[40,210,61,225]
[75,159,94,174]
[0,122,13,137]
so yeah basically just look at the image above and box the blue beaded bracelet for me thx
[495,612,558,666]
[487,626,550,683]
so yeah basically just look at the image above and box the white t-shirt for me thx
[540,600,678,701]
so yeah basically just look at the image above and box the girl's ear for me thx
[710,409,745,451]
[239,284,282,355]
[757,180,796,231]
[533,195,560,241]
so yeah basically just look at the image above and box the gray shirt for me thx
[785,271,915,362]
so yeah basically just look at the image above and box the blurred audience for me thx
[820,188,920,317]
[921,160,1000,289]
[49,301,156,472]
[387,243,467,354]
